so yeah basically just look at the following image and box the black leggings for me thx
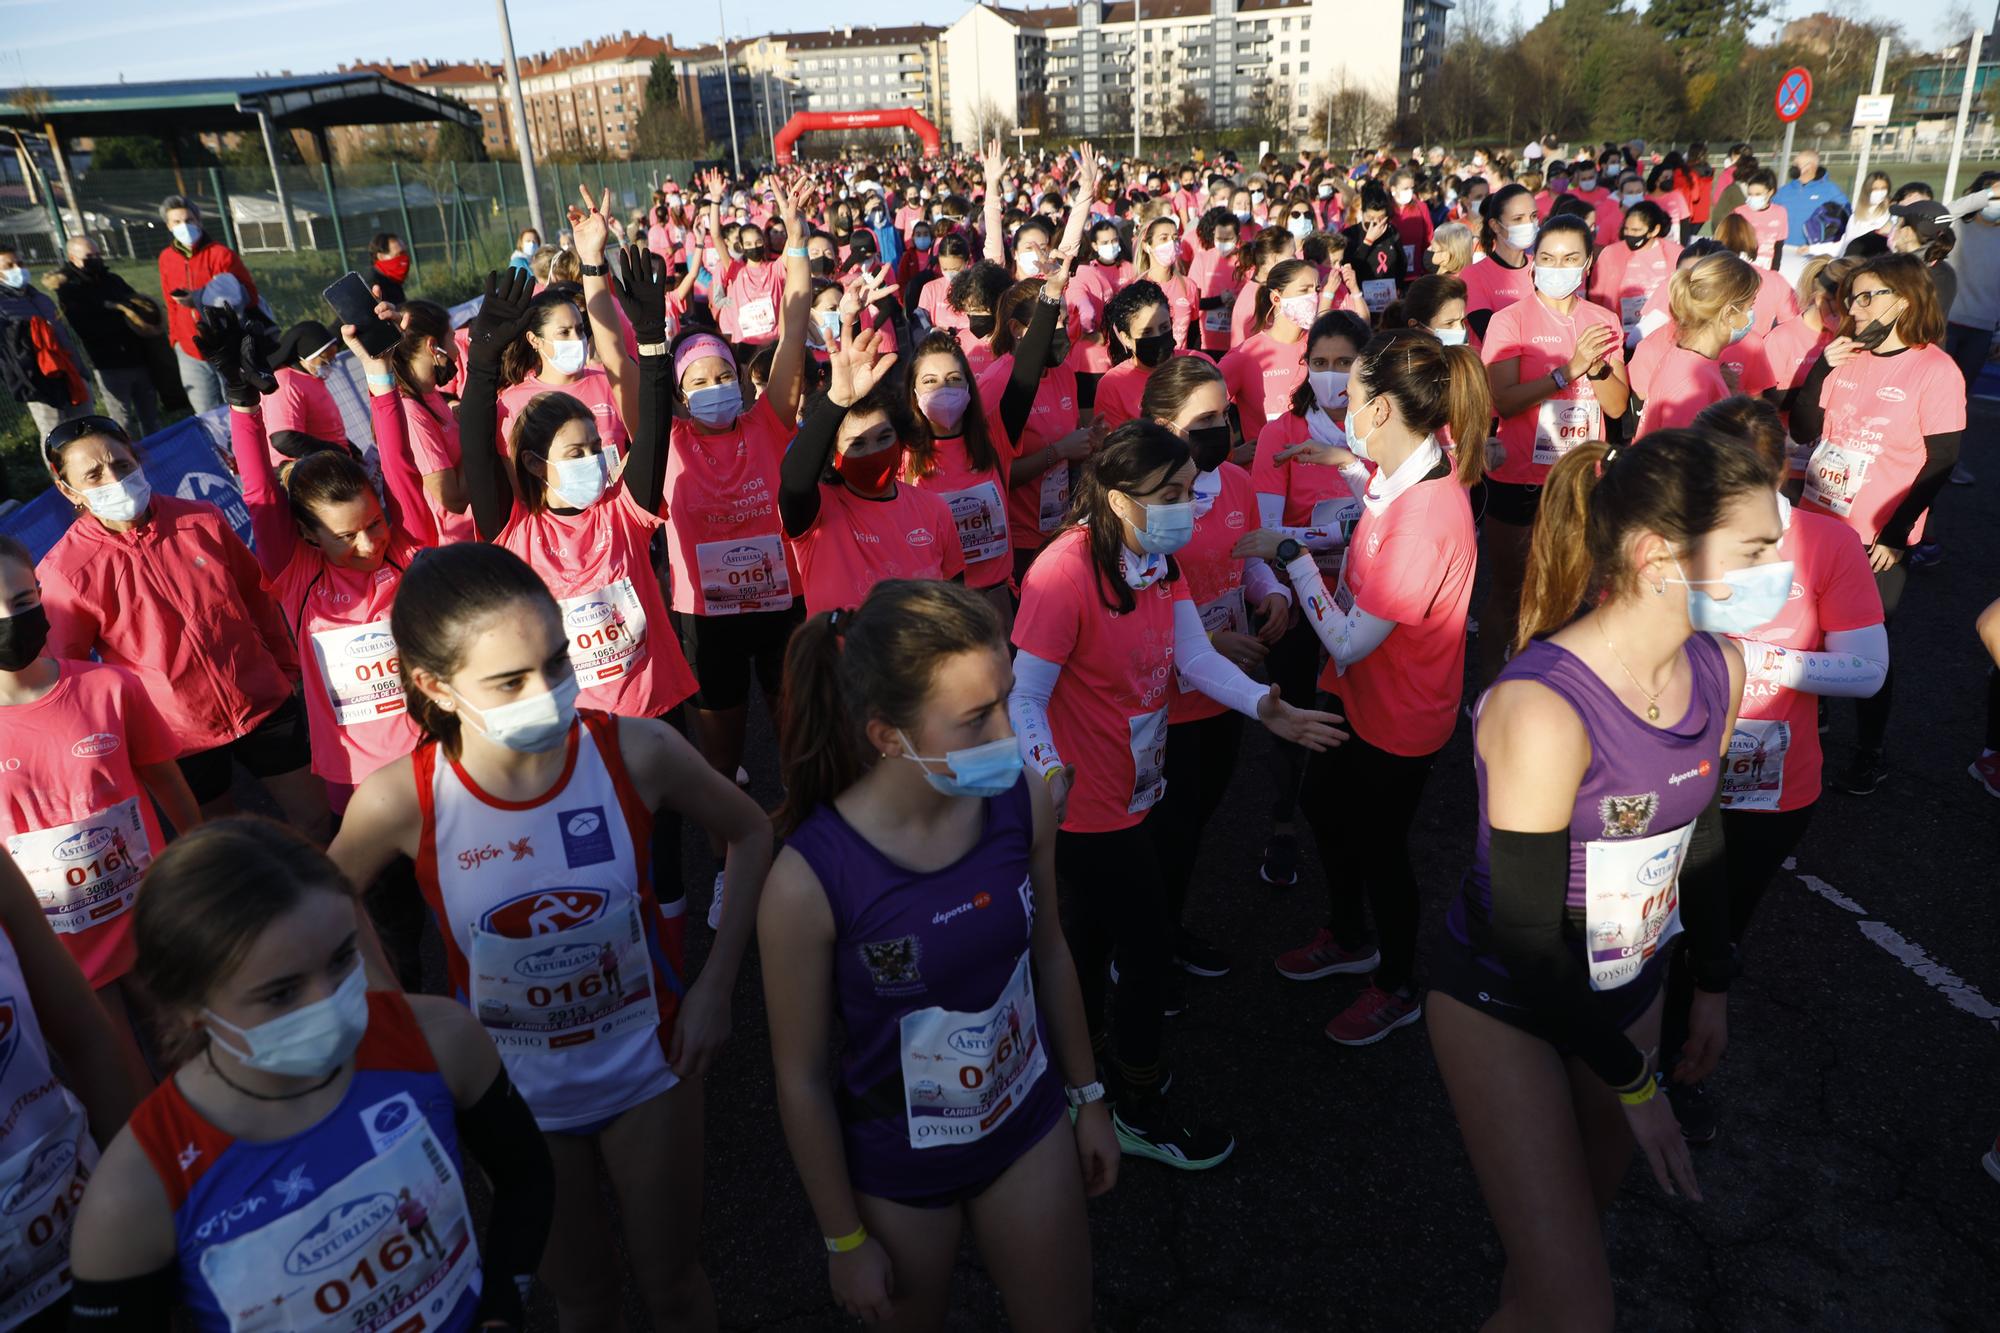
[1150,710,1245,932]
[1056,816,1171,1088]
[1661,802,1815,1065]
[652,707,688,906]
[1300,700,1440,993]
[1856,563,1908,754]
[1264,613,1323,824]
[1986,669,2000,751]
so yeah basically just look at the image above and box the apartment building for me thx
[942,0,1449,148]
[738,26,949,133]
[335,60,513,158]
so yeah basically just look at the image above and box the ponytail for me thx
[1441,343,1491,487]
[1350,331,1492,486]
[1515,429,1778,651]
[774,581,1006,835]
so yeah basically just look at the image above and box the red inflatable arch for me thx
[773,108,942,164]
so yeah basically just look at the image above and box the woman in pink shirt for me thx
[1764,256,1854,482]
[1008,419,1341,1170]
[902,329,1017,624]
[37,416,327,839]
[1090,280,1190,431]
[1632,253,1760,438]
[913,231,973,339]
[1714,214,1802,332]
[1189,208,1243,356]
[979,270,1090,582]
[261,320,352,462]
[1067,219,1133,409]
[1590,201,1681,349]
[1260,332,1490,1045]
[0,536,198,1037]
[1461,185,1539,342]
[1219,259,1321,434]
[1228,230,1296,347]
[1133,215,1201,352]
[1729,168,1788,269]
[388,301,472,545]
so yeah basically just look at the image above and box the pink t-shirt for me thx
[787,477,965,615]
[1068,261,1133,374]
[1461,253,1535,317]
[957,325,997,378]
[268,531,425,785]
[1317,468,1476,756]
[497,366,629,458]
[1732,203,1790,268]
[1752,265,1801,333]
[0,659,177,986]
[1629,326,1777,420]
[1252,413,1362,576]
[903,432,1016,590]
[663,396,799,616]
[1168,464,1260,724]
[1764,317,1834,474]
[1229,280,1264,346]
[1481,293,1624,487]
[918,274,968,335]
[1091,349,1203,433]
[263,366,348,458]
[498,488,697,719]
[977,355,1080,552]
[1650,190,1692,223]
[1799,343,1966,545]
[401,390,475,545]
[1724,509,1882,812]
[1188,247,1240,352]
[1141,271,1201,349]
[1589,239,1681,336]
[1567,187,1621,248]
[1012,527,1192,833]
[1219,331,1308,431]
[1632,343,1731,438]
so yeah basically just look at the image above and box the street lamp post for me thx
[717,1,743,177]
[494,0,544,235]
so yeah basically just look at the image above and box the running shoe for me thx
[1984,1133,2000,1184]
[1908,542,1942,568]
[1258,831,1300,886]
[1830,750,1888,796]
[1969,751,2000,798]
[1666,1079,1718,1145]
[735,765,751,787]
[1324,986,1423,1046]
[1174,930,1232,978]
[1951,462,1976,485]
[1274,928,1380,981]
[1112,1093,1235,1171]
[706,869,726,930]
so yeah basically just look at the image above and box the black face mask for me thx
[967,313,997,338]
[1188,424,1232,473]
[808,256,835,277]
[1134,332,1174,368]
[1851,316,1894,351]
[81,257,106,276]
[1623,234,1651,251]
[741,246,767,262]
[0,605,49,672]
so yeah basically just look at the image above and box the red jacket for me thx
[39,494,298,755]
[157,238,259,356]
[1676,169,1715,225]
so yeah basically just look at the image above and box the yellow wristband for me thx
[824,1224,868,1254]
[1616,1077,1658,1107]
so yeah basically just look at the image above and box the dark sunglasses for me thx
[42,414,129,460]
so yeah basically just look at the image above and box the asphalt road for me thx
[471,405,2000,1331]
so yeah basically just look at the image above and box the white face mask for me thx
[1870,188,1889,205]
[544,338,588,376]
[1534,264,1586,299]
[170,221,202,247]
[0,267,25,290]
[1434,325,1468,346]
[81,468,151,522]
[1017,250,1045,277]
[205,962,369,1080]
[1308,369,1349,410]
[1745,195,1771,212]
[1393,189,1414,207]
[1096,241,1123,263]
[1505,222,1538,250]
[449,674,580,754]
[1345,393,1382,461]
[545,446,618,510]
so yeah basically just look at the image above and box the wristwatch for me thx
[578,261,608,277]
[1549,365,1572,392]
[1064,1081,1107,1108]
[1275,538,1303,564]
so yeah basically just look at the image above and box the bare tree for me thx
[967,98,1016,146]
[1316,75,1393,154]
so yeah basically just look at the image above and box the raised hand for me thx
[983,138,1006,190]
[466,268,537,375]
[194,305,278,408]
[827,322,898,408]
[608,244,669,346]
[1041,248,1076,302]
[568,186,614,265]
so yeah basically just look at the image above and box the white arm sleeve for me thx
[1008,651,1064,778]
[1172,600,1269,719]
[1256,492,1286,528]
[1242,556,1288,605]
[1743,624,1889,699]
[1284,553,1397,674]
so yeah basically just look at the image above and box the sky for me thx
[5,0,1988,89]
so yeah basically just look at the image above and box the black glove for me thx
[608,243,669,347]
[465,268,537,377]
[194,306,276,409]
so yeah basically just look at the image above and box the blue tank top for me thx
[1448,633,1729,993]
[130,991,483,1332]
[786,775,1064,1200]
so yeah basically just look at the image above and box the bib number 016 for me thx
[313,1231,417,1316]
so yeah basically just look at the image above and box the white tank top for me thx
[414,711,681,1131]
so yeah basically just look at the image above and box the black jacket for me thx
[49,261,151,369]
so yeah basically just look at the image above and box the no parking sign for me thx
[1776,67,1814,123]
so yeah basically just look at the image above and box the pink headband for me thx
[674,333,733,381]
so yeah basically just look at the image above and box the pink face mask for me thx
[1278,293,1320,330]
[917,383,971,431]
[1151,240,1179,267]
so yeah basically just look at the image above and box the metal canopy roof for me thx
[0,73,480,136]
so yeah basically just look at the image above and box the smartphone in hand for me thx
[323,272,400,356]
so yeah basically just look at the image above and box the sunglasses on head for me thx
[42,414,128,459]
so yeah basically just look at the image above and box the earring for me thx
[1652,567,1666,595]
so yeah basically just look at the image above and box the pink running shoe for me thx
[1325,986,1423,1047]
[1274,928,1380,981]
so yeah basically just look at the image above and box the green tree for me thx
[635,55,707,160]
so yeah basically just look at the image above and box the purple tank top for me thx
[786,775,1063,1199]
[1448,633,1729,988]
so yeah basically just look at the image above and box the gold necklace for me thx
[1602,634,1667,722]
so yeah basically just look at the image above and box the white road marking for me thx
[1784,858,2000,1031]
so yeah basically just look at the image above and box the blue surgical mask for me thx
[1124,494,1196,554]
[813,308,842,344]
[205,963,369,1079]
[1671,556,1795,635]
[914,234,933,251]
[546,446,616,510]
[895,729,1023,799]
[171,221,203,248]
[449,674,580,754]
[1434,326,1468,346]
[0,267,25,290]
[1981,201,2000,222]
[688,381,743,427]
[1726,310,1753,345]
[1287,215,1313,239]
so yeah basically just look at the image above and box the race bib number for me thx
[1038,462,1070,534]
[1534,394,1604,467]
[6,798,152,936]
[1203,304,1231,333]
[1582,822,1693,991]
[1309,496,1363,544]
[1176,587,1248,692]
[1126,707,1169,815]
[942,481,1008,565]
[736,295,776,339]
[0,1091,93,1329]
[1403,244,1417,272]
[198,1120,477,1333]
[1720,719,1790,812]
[1786,435,1817,480]
[1362,279,1397,313]
[1803,442,1870,516]
[898,951,1047,1150]
[694,535,792,614]
[468,897,658,1053]
[1619,295,1646,334]
[309,620,406,728]
[557,579,648,689]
